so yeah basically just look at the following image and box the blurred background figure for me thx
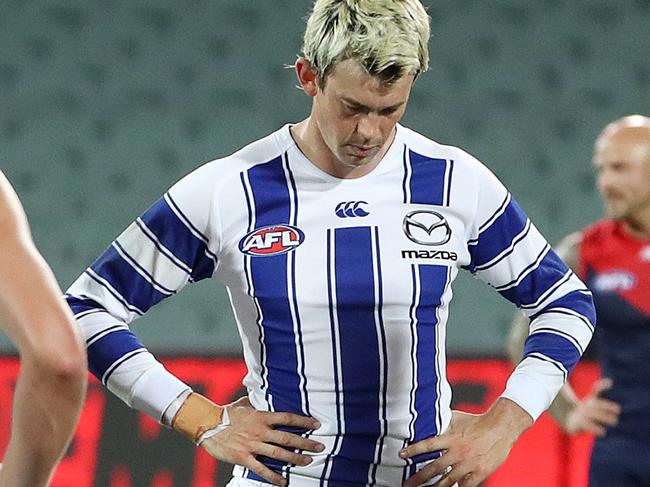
[0,170,87,486]
[509,115,650,486]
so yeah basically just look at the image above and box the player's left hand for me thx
[400,398,533,487]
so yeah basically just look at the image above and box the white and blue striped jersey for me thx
[66,124,595,486]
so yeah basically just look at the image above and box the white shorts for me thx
[226,477,273,487]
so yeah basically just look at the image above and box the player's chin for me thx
[606,206,628,220]
[339,155,373,168]
[603,198,625,215]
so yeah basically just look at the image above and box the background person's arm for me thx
[0,171,87,487]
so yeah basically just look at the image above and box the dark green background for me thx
[1,0,649,354]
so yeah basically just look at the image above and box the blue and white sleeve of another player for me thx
[465,164,595,421]
[66,164,221,423]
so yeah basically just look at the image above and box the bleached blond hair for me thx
[302,0,430,87]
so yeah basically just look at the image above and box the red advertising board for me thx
[0,358,598,486]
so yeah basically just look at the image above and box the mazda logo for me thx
[403,210,452,246]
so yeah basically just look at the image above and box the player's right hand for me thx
[565,378,621,436]
[199,397,325,486]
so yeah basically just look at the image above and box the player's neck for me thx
[290,118,394,180]
[620,206,650,239]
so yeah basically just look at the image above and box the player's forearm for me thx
[484,397,533,441]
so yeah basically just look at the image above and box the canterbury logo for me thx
[335,201,370,218]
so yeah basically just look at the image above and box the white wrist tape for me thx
[196,406,230,445]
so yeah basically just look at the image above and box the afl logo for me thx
[239,224,305,256]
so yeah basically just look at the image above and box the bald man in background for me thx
[509,115,650,486]
[0,170,87,487]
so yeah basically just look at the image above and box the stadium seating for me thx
[1,0,648,354]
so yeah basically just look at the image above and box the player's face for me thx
[594,129,650,221]
[312,59,414,171]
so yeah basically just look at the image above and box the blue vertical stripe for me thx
[247,155,303,413]
[404,265,419,479]
[328,226,381,485]
[248,156,292,228]
[240,170,269,401]
[445,160,454,206]
[245,155,304,482]
[321,229,343,486]
[283,152,308,484]
[284,152,310,416]
[409,150,447,206]
[369,226,388,483]
[410,264,448,464]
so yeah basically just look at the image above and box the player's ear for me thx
[295,58,319,97]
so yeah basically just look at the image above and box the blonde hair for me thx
[302,0,430,87]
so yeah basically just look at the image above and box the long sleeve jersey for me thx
[66,124,595,486]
